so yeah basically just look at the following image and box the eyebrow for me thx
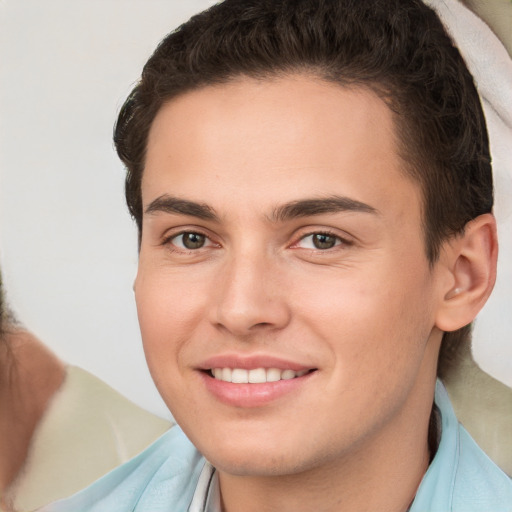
[145,195,218,221]
[144,194,378,223]
[270,196,379,222]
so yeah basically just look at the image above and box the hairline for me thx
[136,70,438,262]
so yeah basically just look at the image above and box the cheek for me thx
[134,272,211,420]
[294,259,436,373]
[349,272,436,379]
[134,270,208,373]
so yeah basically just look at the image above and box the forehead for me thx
[143,75,421,222]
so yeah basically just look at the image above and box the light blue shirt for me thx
[39,382,512,512]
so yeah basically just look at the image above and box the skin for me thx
[135,75,495,512]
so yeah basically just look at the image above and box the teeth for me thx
[231,369,248,383]
[210,367,309,383]
[266,368,281,382]
[248,368,267,383]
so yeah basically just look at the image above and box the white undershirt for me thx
[188,462,220,512]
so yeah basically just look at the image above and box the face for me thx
[136,76,445,477]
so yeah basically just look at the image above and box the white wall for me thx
[1,0,510,420]
[0,0,218,418]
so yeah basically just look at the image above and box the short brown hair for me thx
[114,0,493,373]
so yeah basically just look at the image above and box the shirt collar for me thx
[409,380,460,511]
[189,461,220,512]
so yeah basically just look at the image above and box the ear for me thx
[435,213,498,332]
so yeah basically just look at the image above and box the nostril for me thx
[251,322,272,329]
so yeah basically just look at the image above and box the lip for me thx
[197,353,316,408]
[198,353,312,372]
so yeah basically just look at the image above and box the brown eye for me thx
[296,232,344,250]
[312,233,338,249]
[181,232,206,249]
[170,232,208,250]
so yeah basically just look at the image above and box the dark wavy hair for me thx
[0,269,11,371]
[0,269,17,337]
[0,269,6,337]
[113,0,492,376]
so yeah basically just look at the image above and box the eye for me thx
[297,232,344,250]
[169,231,211,250]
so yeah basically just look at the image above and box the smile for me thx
[210,367,310,383]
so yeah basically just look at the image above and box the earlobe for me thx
[435,213,498,332]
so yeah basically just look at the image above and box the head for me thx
[115,0,492,377]
[115,0,496,480]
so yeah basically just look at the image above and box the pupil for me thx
[313,234,336,249]
[183,233,205,249]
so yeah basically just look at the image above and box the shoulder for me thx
[38,425,205,512]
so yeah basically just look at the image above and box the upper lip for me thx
[198,353,315,372]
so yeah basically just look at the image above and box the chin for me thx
[192,429,328,478]
[209,451,304,478]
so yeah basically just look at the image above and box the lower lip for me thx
[200,371,314,408]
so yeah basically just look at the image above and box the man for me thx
[42,0,512,510]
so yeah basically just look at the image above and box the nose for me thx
[211,250,291,336]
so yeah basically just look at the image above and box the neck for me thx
[0,330,65,491]
[218,379,436,512]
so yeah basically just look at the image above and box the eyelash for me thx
[161,229,352,253]
[293,230,353,251]
[161,230,216,252]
